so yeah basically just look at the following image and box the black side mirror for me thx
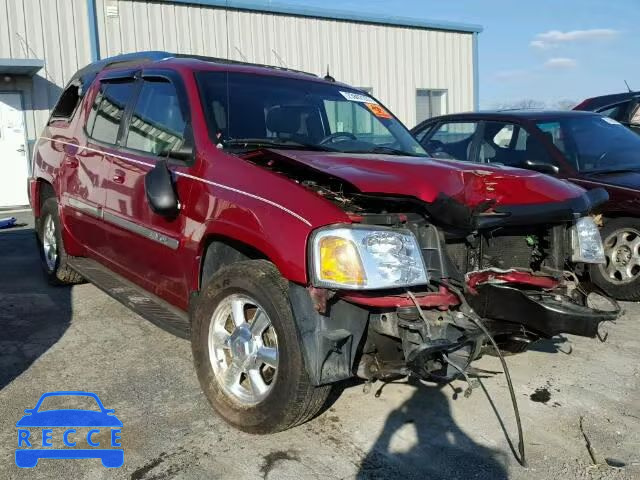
[160,123,194,162]
[145,159,179,217]
[524,160,559,175]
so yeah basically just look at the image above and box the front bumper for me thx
[467,283,619,338]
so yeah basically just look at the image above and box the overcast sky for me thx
[263,0,639,108]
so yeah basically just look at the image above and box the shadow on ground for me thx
[0,223,72,389]
[357,380,508,479]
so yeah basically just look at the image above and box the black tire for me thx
[36,197,84,285]
[191,260,330,433]
[590,217,640,301]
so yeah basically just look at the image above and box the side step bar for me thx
[68,257,190,339]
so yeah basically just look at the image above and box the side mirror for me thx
[160,123,194,162]
[145,159,180,217]
[524,160,559,175]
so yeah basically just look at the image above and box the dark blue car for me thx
[15,391,123,468]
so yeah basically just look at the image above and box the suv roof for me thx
[70,50,327,90]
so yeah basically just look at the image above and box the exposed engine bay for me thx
[246,148,619,384]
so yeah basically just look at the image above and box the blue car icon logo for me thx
[15,391,123,468]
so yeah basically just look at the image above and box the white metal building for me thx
[0,0,481,207]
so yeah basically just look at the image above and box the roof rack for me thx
[70,50,317,92]
[172,53,317,77]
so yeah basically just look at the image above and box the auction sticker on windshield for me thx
[15,391,123,468]
[366,103,392,119]
[340,91,375,103]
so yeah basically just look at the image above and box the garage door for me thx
[0,92,29,208]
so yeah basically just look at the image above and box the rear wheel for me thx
[36,197,83,285]
[590,217,640,301]
[191,260,330,433]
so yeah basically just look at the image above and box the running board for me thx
[68,257,190,339]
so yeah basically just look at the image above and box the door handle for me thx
[17,146,25,153]
[112,169,126,184]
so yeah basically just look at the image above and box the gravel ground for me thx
[0,211,638,480]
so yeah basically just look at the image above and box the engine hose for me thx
[436,280,527,467]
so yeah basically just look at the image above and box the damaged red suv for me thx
[30,52,618,434]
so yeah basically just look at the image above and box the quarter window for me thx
[125,80,187,156]
[87,80,136,145]
[50,84,81,121]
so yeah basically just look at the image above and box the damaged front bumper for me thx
[466,283,619,338]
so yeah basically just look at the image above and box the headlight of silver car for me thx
[310,226,429,289]
[571,217,605,264]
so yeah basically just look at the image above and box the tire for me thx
[36,197,84,285]
[590,217,640,301]
[191,260,330,433]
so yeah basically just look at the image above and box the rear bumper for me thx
[467,283,619,338]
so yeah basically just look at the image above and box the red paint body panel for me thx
[466,270,560,294]
[341,287,460,309]
[266,150,586,206]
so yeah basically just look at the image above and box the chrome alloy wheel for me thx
[208,294,279,405]
[600,228,640,284]
[42,214,58,272]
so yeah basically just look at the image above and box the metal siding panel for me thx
[118,0,136,54]
[73,0,92,69]
[5,0,27,58]
[174,3,191,53]
[131,1,151,51]
[160,2,178,52]
[188,6,205,55]
[56,0,78,82]
[147,1,165,49]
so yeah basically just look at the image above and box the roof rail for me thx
[172,53,317,77]
[71,50,318,93]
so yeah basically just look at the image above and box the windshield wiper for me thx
[224,138,334,152]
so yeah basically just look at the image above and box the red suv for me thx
[30,52,618,434]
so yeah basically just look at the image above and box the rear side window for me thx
[125,79,186,156]
[50,84,81,121]
[86,80,136,145]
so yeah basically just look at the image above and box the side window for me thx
[598,102,628,121]
[479,122,532,166]
[86,80,136,145]
[125,79,187,156]
[423,122,477,162]
[629,103,640,126]
[50,84,81,121]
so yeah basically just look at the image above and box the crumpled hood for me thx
[268,150,586,207]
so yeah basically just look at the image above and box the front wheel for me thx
[191,260,330,433]
[590,217,640,301]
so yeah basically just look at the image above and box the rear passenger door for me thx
[102,70,193,308]
[66,75,136,257]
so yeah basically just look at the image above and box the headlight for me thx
[310,226,429,289]
[571,217,605,264]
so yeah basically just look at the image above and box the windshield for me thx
[536,116,640,173]
[196,71,426,156]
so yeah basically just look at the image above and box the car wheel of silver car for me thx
[191,259,330,433]
[36,197,84,285]
[590,217,640,301]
